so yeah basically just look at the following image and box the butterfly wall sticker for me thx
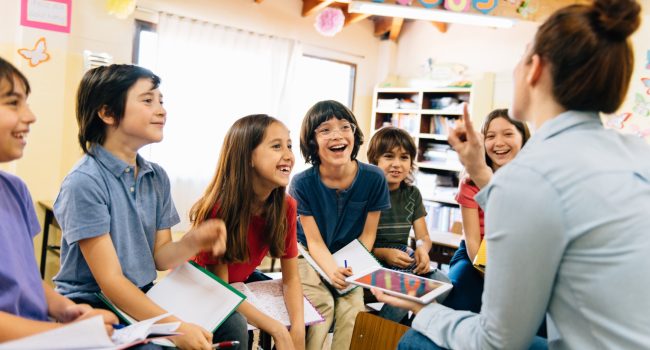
[606,113,632,129]
[627,123,650,139]
[642,78,650,95]
[17,37,50,67]
[516,0,538,19]
[646,50,650,70]
[633,93,650,117]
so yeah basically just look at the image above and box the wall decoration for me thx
[444,0,470,12]
[516,0,538,19]
[396,0,413,5]
[418,0,444,8]
[646,50,650,69]
[641,78,650,95]
[106,0,136,19]
[20,0,71,33]
[17,37,50,67]
[633,93,650,117]
[628,124,650,139]
[472,0,498,14]
[314,8,345,37]
[606,113,631,129]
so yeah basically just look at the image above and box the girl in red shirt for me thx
[444,109,530,313]
[192,115,304,350]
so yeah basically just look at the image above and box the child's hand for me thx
[63,306,118,336]
[329,267,353,290]
[172,322,213,350]
[413,247,431,275]
[269,321,294,350]
[189,219,227,256]
[378,248,414,268]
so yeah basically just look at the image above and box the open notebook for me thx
[0,313,179,350]
[231,279,324,330]
[298,239,381,295]
[98,262,245,334]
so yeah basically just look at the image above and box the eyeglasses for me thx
[315,123,357,139]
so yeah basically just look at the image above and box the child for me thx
[366,126,438,323]
[289,100,391,350]
[378,1,650,348]
[0,57,117,341]
[52,64,239,350]
[443,108,529,313]
[192,114,305,350]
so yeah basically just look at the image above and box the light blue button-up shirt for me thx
[53,145,180,301]
[412,111,650,349]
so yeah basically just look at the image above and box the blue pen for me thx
[344,260,348,268]
[112,323,126,330]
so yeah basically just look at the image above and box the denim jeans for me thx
[442,240,485,313]
[398,329,548,350]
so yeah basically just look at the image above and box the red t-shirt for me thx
[455,178,485,239]
[193,196,298,283]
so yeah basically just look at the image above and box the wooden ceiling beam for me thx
[389,17,404,42]
[374,16,392,36]
[431,21,448,33]
[344,12,370,26]
[302,0,337,17]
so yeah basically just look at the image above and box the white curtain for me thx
[149,13,301,231]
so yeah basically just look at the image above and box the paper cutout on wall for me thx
[633,93,650,117]
[17,37,50,67]
[646,50,650,69]
[628,124,650,139]
[472,0,497,14]
[606,113,631,129]
[641,78,650,95]
[445,0,470,12]
[516,0,538,19]
[106,0,136,19]
[418,0,443,8]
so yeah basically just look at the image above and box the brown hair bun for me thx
[591,0,641,41]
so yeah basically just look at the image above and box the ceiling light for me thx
[348,1,516,29]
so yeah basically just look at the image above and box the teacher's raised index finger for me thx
[462,103,477,141]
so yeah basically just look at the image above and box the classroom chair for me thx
[349,312,410,350]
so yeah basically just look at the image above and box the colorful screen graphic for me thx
[353,269,444,298]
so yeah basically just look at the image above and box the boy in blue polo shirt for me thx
[53,65,245,350]
[289,100,391,350]
[0,56,117,342]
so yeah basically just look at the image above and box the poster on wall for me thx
[20,0,72,33]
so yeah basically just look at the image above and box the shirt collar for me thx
[90,144,153,178]
[526,110,603,148]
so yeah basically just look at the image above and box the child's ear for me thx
[98,105,116,126]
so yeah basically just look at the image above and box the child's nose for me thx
[21,105,36,124]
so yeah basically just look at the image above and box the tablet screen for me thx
[352,269,445,298]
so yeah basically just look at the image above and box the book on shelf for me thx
[0,313,179,350]
[424,202,462,234]
[98,262,245,337]
[230,279,325,330]
[298,239,381,295]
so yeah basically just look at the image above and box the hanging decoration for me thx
[396,0,413,5]
[472,0,498,14]
[444,0,471,12]
[106,0,136,19]
[641,78,650,95]
[17,37,50,67]
[646,50,650,69]
[418,0,443,8]
[633,93,650,117]
[314,8,345,37]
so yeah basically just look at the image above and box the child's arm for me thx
[0,284,118,342]
[460,206,482,261]
[299,215,351,290]
[357,211,381,252]
[79,233,213,350]
[412,217,433,275]
[152,219,227,271]
[280,257,306,350]
[206,264,294,350]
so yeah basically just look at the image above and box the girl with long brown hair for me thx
[192,114,305,350]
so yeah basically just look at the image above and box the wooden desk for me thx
[429,230,462,267]
[38,200,60,278]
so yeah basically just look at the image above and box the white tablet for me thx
[346,266,453,304]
